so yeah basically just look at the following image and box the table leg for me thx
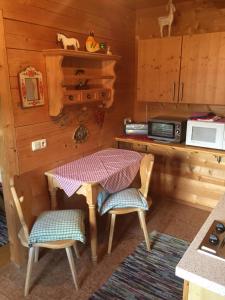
[86,184,98,264]
[46,176,57,210]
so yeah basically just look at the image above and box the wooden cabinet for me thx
[137,32,225,105]
[137,36,182,103]
[43,49,120,116]
[180,32,225,104]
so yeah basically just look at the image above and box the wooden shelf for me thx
[43,49,120,116]
[43,49,121,61]
[115,136,225,159]
[64,75,114,80]
[62,75,115,87]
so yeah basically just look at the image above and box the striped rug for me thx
[0,209,8,246]
[90,232,189,300]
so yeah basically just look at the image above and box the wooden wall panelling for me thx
[117,138,225,210]
[15,109,104,173]
[28,0,134,41]
[0,9,24,264]
[10,89,49,127]
[150,152,225,210]
[136,0,225,39]
[150,149,225,210]
[7,49,49,127]
[1,0,134,42]
[0,0,135,265]
[4,19,87,51]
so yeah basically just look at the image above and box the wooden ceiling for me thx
[123,0,190,10]
[123,0,225,10]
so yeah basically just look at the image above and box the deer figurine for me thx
[158,0,176,37]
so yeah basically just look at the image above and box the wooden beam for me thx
[0,9,23,265]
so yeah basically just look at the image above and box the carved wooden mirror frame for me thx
[19,66,44,108]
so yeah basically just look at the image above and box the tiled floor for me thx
[0,199,209,299]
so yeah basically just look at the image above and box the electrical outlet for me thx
[31,139,47,151]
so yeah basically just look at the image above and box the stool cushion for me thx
[99,188,148,215]
[28,209,85,246]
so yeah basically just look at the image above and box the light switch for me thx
[31,139,47,151]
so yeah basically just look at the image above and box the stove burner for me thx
[209,234,219,245]
[198,220,225,261]
[216,222,225,233]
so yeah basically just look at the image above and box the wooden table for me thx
[45,148,142,263]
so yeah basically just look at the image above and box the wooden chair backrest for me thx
[10,174,36,242]
[138,154,154,199]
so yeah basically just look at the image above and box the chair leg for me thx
[108,213,116,254]
[34,247,39,263]
[65,247,79,290]
[24,247,35,297]
[73,242,80,259]
[138,210,151,252]
[106,214,111,234]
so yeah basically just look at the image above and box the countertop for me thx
[176,194,225,296]
[115,136,225,158]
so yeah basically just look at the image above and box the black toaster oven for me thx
[148,116,187,143]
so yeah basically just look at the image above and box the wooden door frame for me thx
[0,9,24,265]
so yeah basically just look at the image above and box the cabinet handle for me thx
[172,82,176,102]
[180,82,184,102]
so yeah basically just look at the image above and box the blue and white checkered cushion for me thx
[98,188,148,215]
[28,209,85,247]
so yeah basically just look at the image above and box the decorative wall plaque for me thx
[19,66,44,108]
[73,124,89,143]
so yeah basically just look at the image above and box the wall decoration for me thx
[158,0,176,37]
[86,31,106,53]
[57,33,80,50]
[107,46,112,55]
[18,66,44,108]
[73,124,89,143]
[94,105,105,128]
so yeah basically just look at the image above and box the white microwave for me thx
[186,120,225,150]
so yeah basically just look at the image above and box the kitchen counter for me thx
[115,136,225,159]
[176,194,225,296]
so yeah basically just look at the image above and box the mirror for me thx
[25,78,39,100]
[19,66,44,108]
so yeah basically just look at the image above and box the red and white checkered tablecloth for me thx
[53,148,143,197]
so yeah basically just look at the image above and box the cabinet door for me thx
[137,36,182,103]
[180,32,225,104]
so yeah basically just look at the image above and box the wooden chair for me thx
[106,154,154,254]
[10,174,85,296]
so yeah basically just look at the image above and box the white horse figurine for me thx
[158,0,176,37]
[57,33,80,50]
